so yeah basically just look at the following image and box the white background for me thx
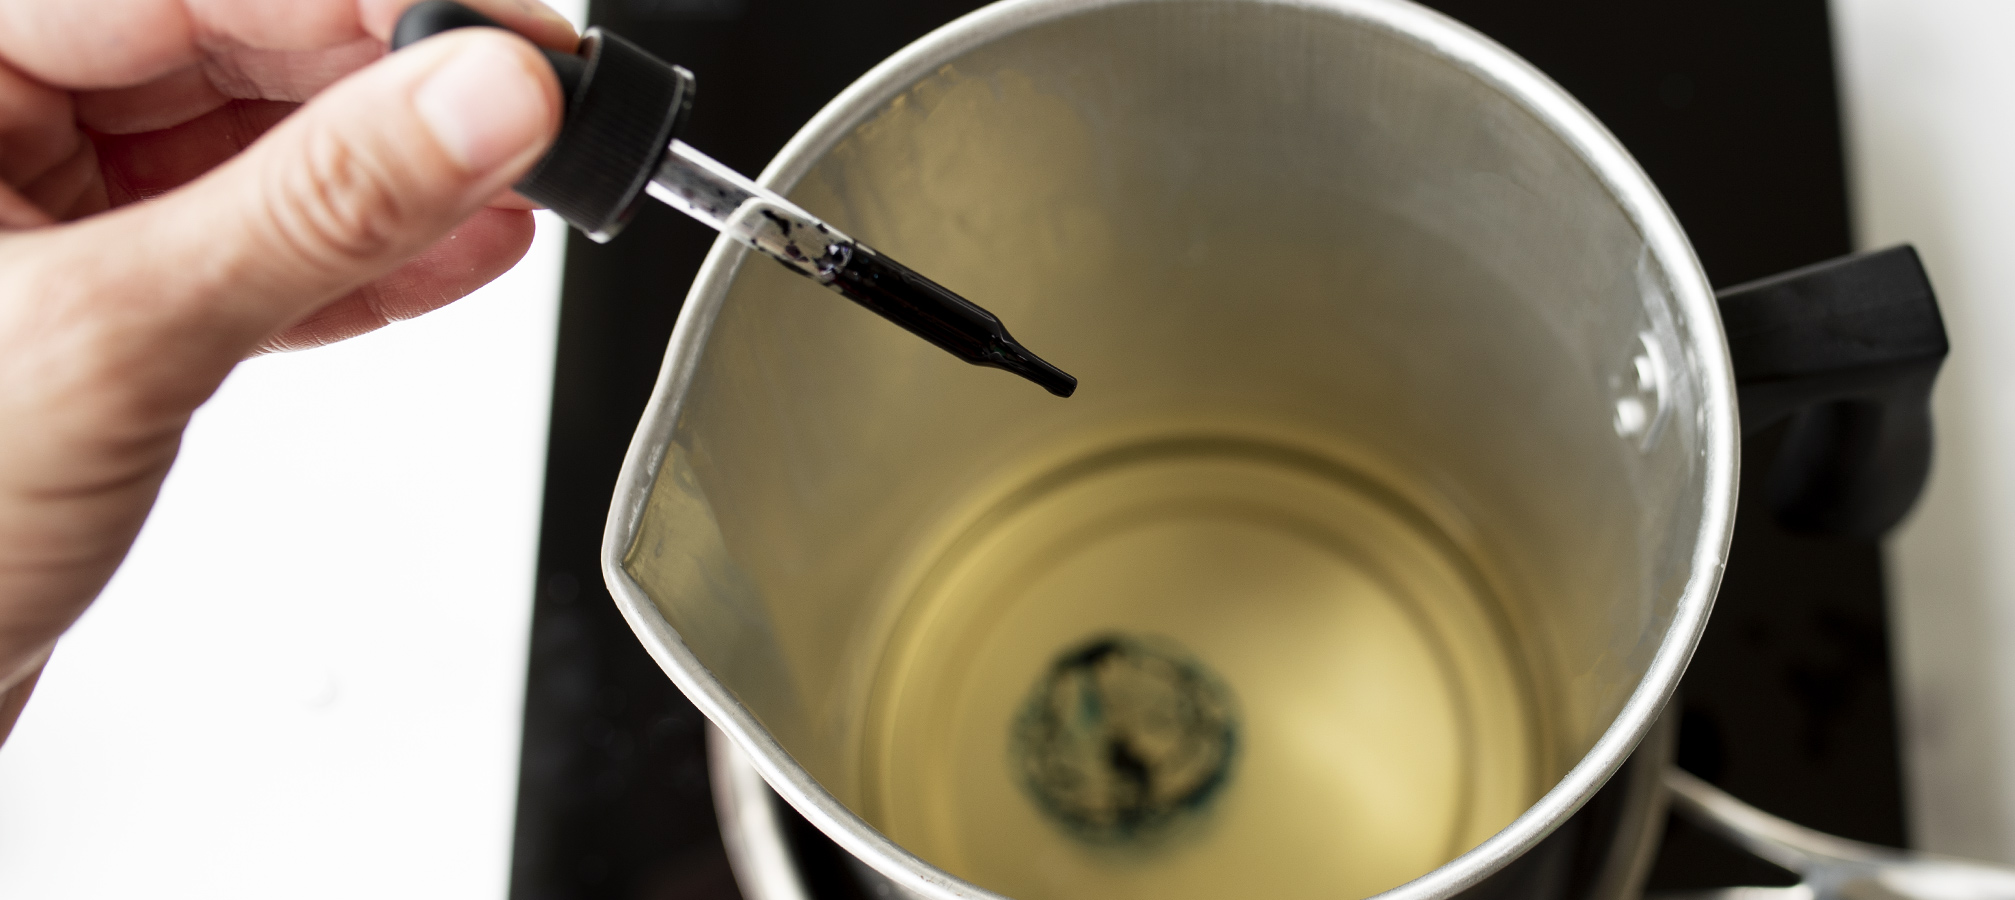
[3,1,2015,896]
[1835,0,2015,864]
[0,220,571,894]
[0,215,565,898]
[0,3,584,894]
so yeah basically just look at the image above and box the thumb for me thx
[0,29,559,700]
[95,27,561,355]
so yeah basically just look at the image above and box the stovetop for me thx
[510,1,1908,897]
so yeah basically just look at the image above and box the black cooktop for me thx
[510,1,1907,897]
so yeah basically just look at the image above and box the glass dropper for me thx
[647,141,1077,398]
[390,1,1077,399]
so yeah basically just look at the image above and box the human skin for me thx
[0,0,574,745]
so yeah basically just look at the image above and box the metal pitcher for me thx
[601,1,1945,897]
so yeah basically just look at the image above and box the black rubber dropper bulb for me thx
[391,1,1077,398]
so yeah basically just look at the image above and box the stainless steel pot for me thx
[601,0,1946,898]
[709,711,1682,900]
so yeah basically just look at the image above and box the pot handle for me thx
[1716,245,1948,538]
[1655,767,2015,900]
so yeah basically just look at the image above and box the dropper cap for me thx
[392,1,692,241]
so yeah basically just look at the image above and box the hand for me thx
[0,0,574,743]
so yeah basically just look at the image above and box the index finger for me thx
[0,0,577,92]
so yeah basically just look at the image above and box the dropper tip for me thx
[1041,370,1079,398]
[997,341,1078,398]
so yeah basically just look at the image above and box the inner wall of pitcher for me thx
[624,2,1706,898]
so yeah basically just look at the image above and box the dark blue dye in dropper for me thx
[822,243,1076,397]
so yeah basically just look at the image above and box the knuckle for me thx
[262,124,417,270]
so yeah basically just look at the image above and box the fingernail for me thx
[415,36,551,174]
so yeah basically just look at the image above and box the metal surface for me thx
[716,701,2003,900]
[710,725,817,900]
[601,0,1739,898]
[1657,770,2015,900]
[712,711,1682,900]
[714,755,2015,900]
[512,0,1898,898]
